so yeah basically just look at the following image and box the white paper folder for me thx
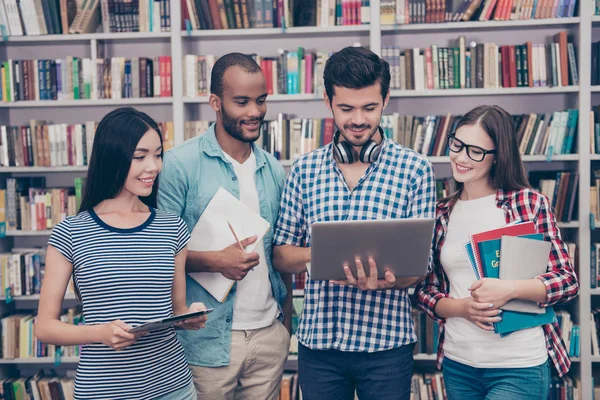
[187,187,271,302]
[499,235,552,314]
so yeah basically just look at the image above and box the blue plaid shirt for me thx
[274,138,436,352]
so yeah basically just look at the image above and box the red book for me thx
[508,46,517,88]
[323,118,335,145]
[470,221,536,279]
[304,54,313,94]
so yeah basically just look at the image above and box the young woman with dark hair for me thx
[416,105,579,399]
[35,107,207,400]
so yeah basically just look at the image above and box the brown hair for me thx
[443,105,530,203]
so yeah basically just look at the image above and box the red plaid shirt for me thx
[416,188,579,377]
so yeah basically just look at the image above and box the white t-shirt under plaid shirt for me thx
[274,138,436,352]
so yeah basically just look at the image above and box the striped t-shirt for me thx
[48,208,193,400]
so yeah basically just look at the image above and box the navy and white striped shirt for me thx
[274,139,436,352]
[48,208,192,400]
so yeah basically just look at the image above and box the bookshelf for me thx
[380,17,582,32]
[0,1,595,399]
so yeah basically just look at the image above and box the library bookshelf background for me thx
[1,0,600,399]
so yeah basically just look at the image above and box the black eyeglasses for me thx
[447,135,496,162]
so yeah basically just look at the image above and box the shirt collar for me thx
[438,189,511,213]
[202,123,267,168]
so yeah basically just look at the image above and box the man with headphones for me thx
[272,46,436,400]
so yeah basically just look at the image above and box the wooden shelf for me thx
[181,25,370,38]
[0,98,173,108]
[390,87,578,98]
[382,18,580,33]
[590,289,600,296]
[592,86,600,93]
[592,16,600,23]
[1,32,171,43]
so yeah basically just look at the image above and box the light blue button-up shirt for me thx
[157,123,288,367]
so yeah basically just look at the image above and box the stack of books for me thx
[465,221,556,336]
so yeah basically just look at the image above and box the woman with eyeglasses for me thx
[416,105,579,399]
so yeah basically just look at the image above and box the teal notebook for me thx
[477,233,556,337]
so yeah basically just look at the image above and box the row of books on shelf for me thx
[0,0,171,37]
[0,0,583,38]
[1,56,173,102]
[440,172,579,223]
[0,42,584,104]
[528,171,579,222]
[184,51,329,97]
[291,272,306,290]
[1,371,574,400]
[0,246,77,299]
[590,41,600,87]
[184,0,369,30]
[2,177,85,232]
[0,107,580,171]
[0,120,175,168]
[588,175,600,226]
[590,107,600,155]
[385,109,578,156]
[382,33,578,91]
[0,374,74,400]
[2,307,81,360]
[185,112,577,166]
[381,0,578,25]
[590,308,600,356]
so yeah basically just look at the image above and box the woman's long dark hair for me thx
[444,105,530,203]
[78,107,163,213]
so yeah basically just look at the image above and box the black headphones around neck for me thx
[333,127,384,164]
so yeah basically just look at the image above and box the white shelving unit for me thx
[381,17,581,32]
[0,1,596,397]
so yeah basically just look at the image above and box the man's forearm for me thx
[185,250,223,273]
[273,245,310,274]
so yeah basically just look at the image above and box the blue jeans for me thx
[442,357,550,400]
[298,343,414,400]
[154,381,197,400]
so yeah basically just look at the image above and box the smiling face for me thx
[216,66,267,143]
[122,129,163,199]
[325,82,388,148]
[449,123,496,188]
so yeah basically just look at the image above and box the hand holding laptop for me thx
[331,258,423,291]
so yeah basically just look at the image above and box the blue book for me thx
[463,242,480,279]
[477,233,556,337]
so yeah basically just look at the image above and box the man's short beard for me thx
[221,103,263,143]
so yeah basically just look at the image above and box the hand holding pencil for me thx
[215,222,260,281]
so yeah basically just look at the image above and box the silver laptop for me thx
[310,218,435,281]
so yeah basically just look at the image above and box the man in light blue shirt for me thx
[158,53,290,400]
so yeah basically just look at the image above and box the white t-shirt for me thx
[440,194,548,368]
[224,150,279,330]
